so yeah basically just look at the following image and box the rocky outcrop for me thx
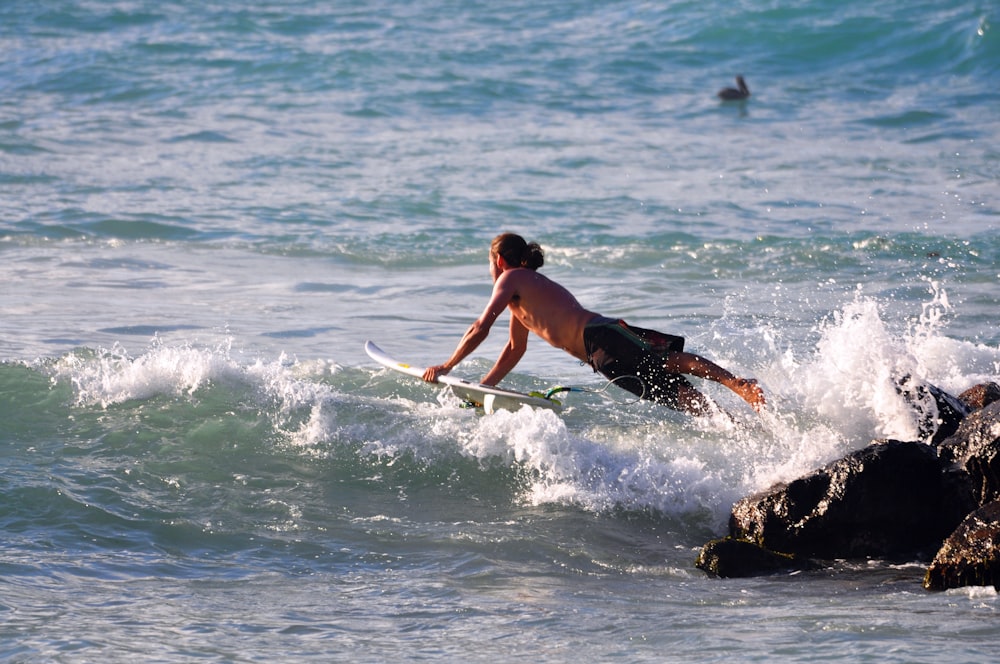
[696,382,1000,583]
[695,537,812,578]
[728,439,976,560]
[958,381,1000,411]
[924,500,1000,591]
[896,375,969,444]
[935,401,1000,506]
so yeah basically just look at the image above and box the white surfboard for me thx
[364,340,561,414]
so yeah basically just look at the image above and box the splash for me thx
[806,292,927,441]
[776,282,994,445]
[725,281,1000,496]
[442,406,727,516]
[45,337,344,446]
[50,338,245,408]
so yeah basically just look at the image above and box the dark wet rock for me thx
[958,382,1000,412]
[696,383,1000,584]
[936,402,1000,507]
[895,375,969,444]
[924,500,1000,591]
[695,537,812,578]
[729,440,977,560]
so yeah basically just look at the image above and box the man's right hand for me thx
[422,365,450,383]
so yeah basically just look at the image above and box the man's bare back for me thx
[500,269,596,362]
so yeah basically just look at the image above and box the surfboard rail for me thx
[364,340,561,414]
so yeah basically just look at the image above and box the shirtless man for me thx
[422,233,765,415]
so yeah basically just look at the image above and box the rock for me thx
[924,500,1000,591]
[958,382,1000,412]
[895,375,969,444]
[695,537,812,578]
[730,440,977,560]
[936,401,1000,507]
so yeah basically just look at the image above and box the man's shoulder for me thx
[507,268,560,292]
[498,267,541,285]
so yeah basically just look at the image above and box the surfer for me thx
[422,233,766,415]
[717,75,750,101]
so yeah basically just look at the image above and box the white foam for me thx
[765,284,1000,447]
[50,338,244,408]
[47,338,345,449]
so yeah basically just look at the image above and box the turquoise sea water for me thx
[2,1,999,661]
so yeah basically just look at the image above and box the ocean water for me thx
[2,0,999,661]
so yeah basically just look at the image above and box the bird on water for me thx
[717,75,750,101]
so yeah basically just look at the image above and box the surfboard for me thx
[364,340,561,414]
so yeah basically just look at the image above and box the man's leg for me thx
[675,382,711,416]
[662,352,765,412]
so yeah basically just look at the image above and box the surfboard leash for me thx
[531,375,646,405]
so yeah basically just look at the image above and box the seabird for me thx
[717,75,750,101]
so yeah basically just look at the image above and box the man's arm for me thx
[422,318,492,382]
[480,315,529,386]
[422,272,516,382]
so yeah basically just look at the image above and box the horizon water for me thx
[2,1,999,661]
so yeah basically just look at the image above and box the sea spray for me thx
[457,406,727,516]
[44,338,348,451]
[717,282,998,492]
[49,338,247,409]
[809,292,927,441]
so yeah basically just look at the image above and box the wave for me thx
[0,280,990,542]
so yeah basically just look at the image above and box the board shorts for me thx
[582,316,693,409]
